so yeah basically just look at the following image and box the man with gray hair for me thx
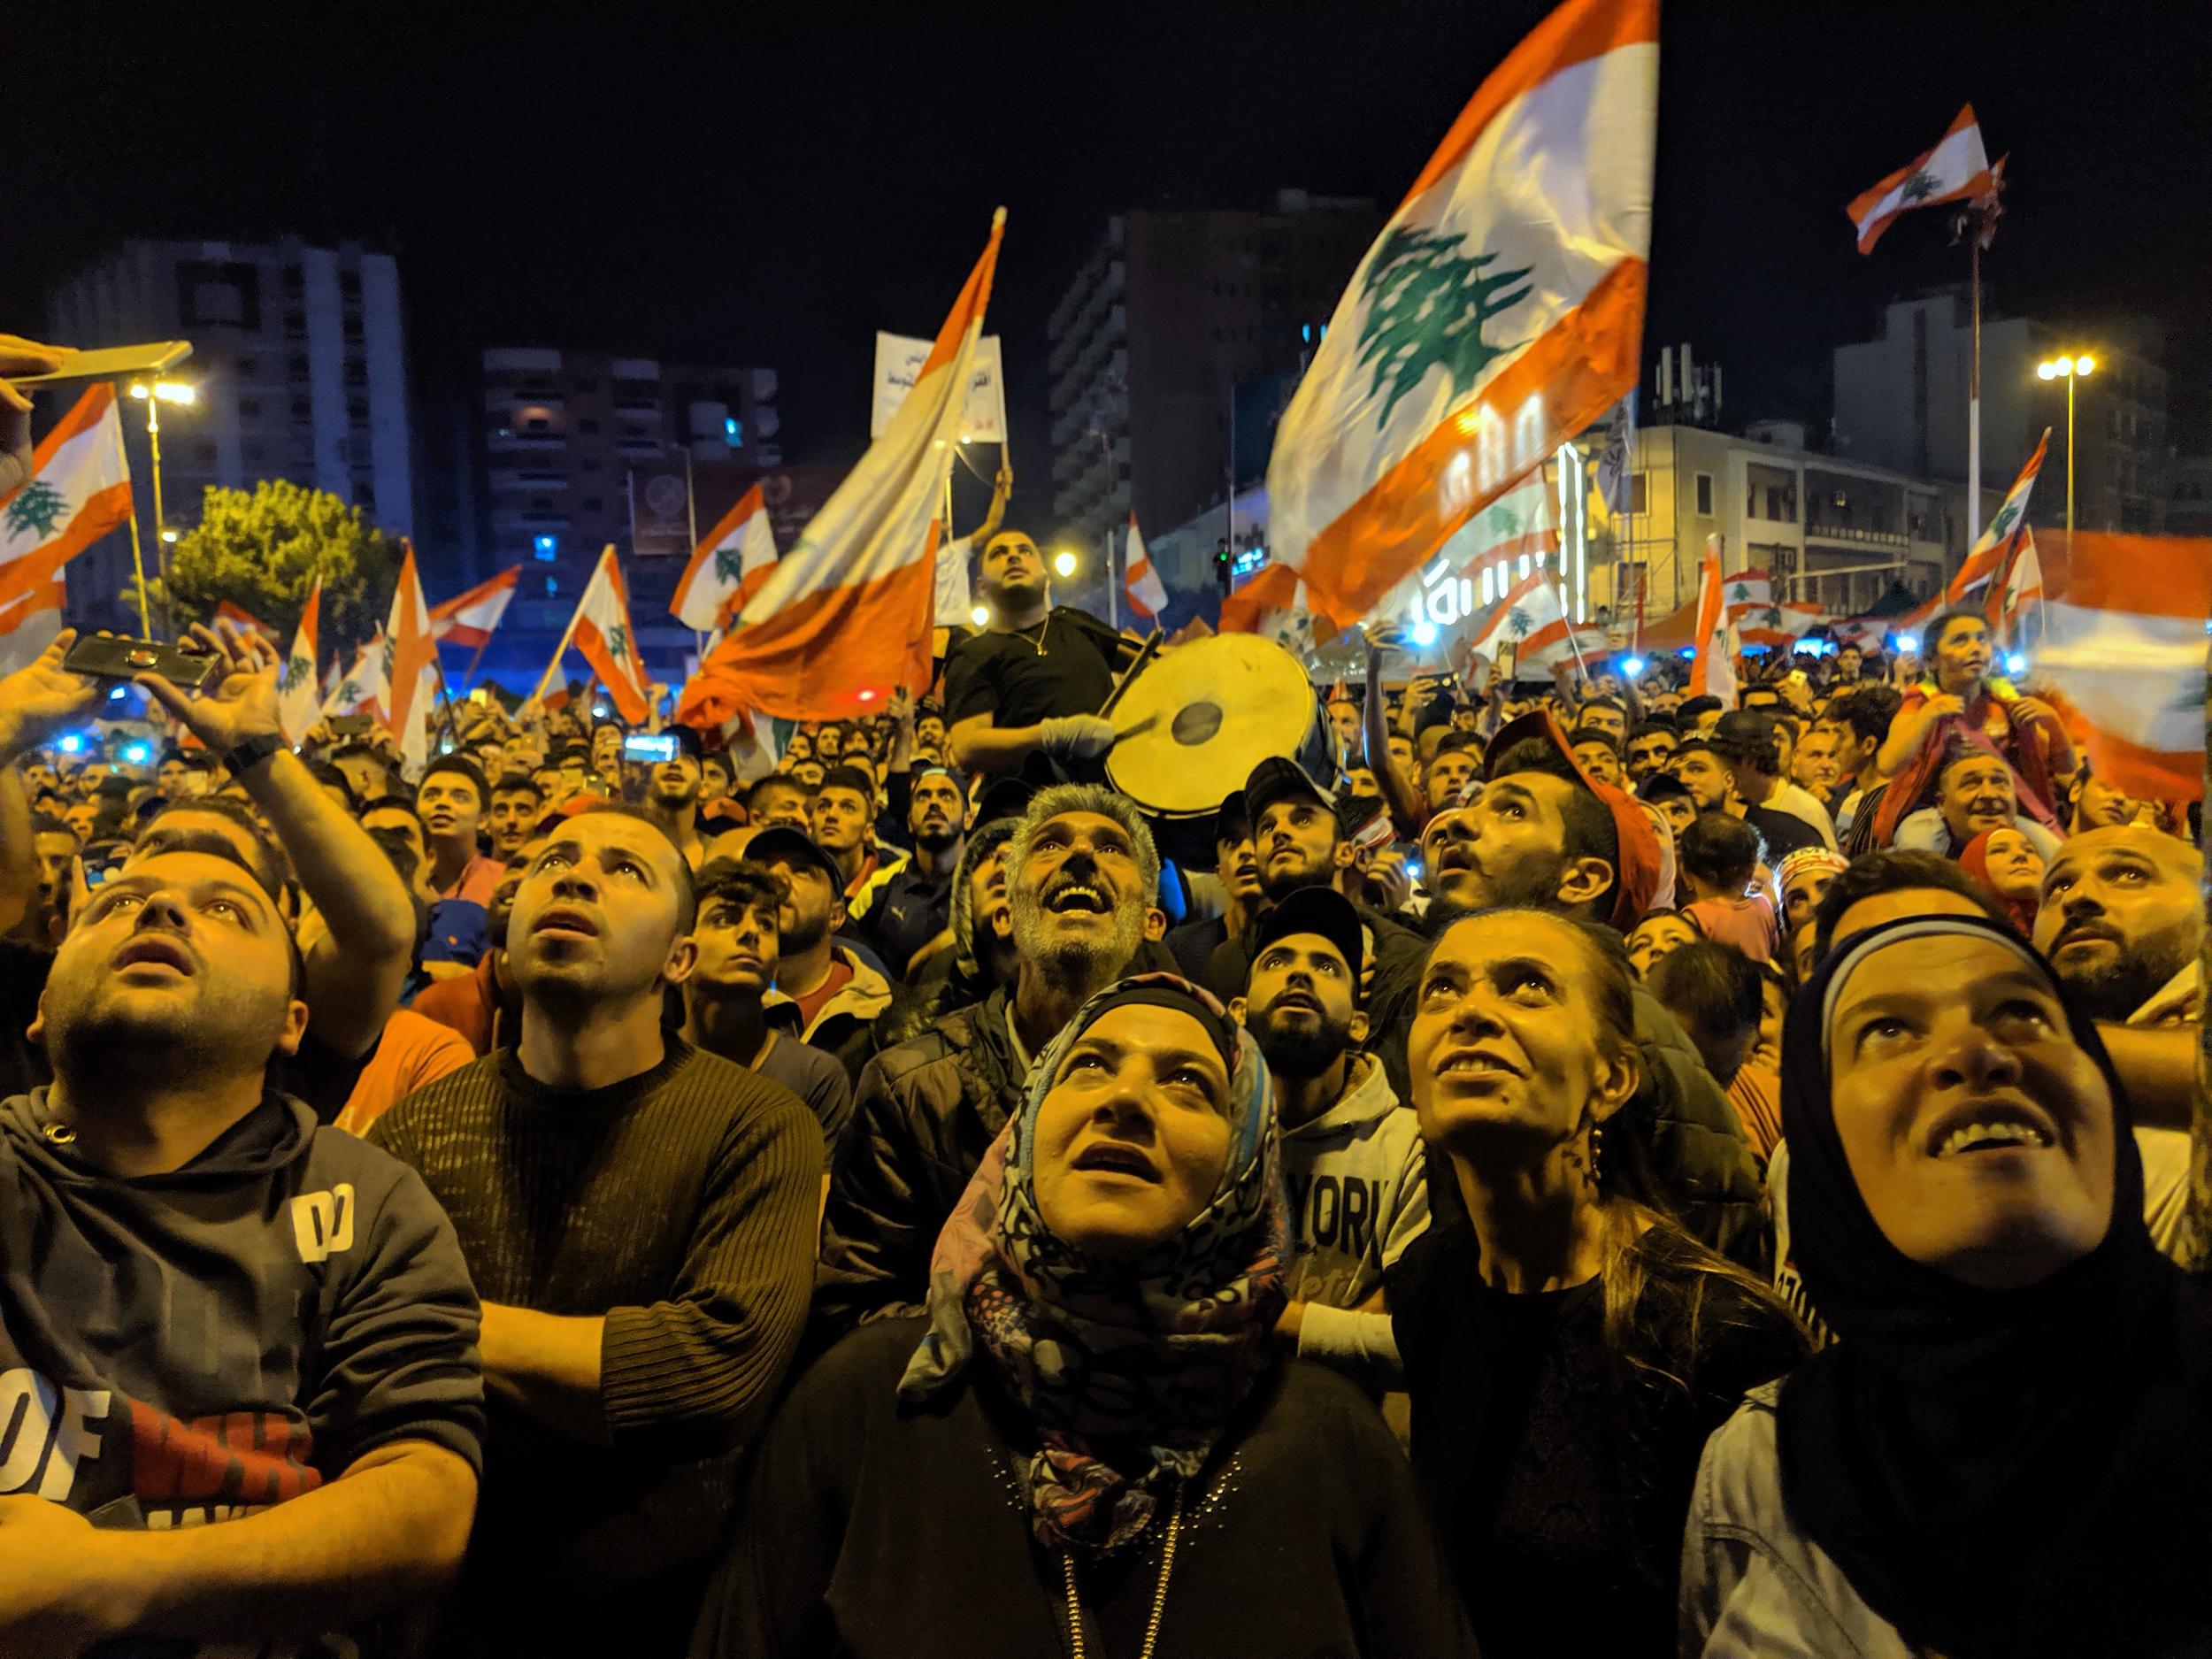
[817,784,1164,1333]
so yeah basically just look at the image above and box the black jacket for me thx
[814,987,1026,1338]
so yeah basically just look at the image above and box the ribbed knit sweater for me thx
[367,1034,822,1655]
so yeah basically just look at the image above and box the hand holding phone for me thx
[623,733,680,765]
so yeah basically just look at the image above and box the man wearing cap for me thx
[1707,708,1837,856]
[1166,792,1262,981]
[1407,713,1767,1263]
[749,826,894,1080]
[1230,885,1428,1394]
[856,762,967,979]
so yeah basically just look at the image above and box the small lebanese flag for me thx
[680,210,1007,726]
[672,484,777,632]
[0,575,67,675]
[1898,428,2050,634]
[1124,516,1168,618]
[2034,532,2212,800]
[1847,105,1995,255]
[325,628,389,718]
[1986,527,2044,643]
[1466,567,1606,673]
[1739,599,1828,650]
[1688,543,1739,709]
[430,565,521,649]
[1265,0,1655,631]
[1448,472,1558,580]
[0,383,134,615]
[549,544,652,725]
[278,578,323,746]
[383,541,440,772]
[1723,569,1775,624]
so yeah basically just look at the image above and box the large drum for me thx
[1106,633,1339,825]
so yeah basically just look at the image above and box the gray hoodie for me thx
[1278,1053,1431,1391]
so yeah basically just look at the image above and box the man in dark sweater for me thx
[368,804,822,1656]
[0,830,483,1656]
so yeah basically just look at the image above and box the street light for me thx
[2036,354,2095,541]
[1051,549,1079,579]
[127,380,197,598]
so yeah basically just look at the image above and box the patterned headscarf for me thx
[899,972,1287,1554]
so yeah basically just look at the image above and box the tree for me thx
[132,480,402,648]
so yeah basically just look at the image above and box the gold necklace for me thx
[1060,1486,1183,1659]
[1009,615,1051,655]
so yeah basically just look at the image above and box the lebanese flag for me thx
[1467,567,1606,673]
[1847,105,1996,254]
[1124,516,1168,618]
[671,484,776,631]
[1687,545,1739,708]
[0,383,134,614]
[1899,428,2050,634]
[1446,472,1558,580]
[2034,532,2212,800]
[0,575,66,675]
[679,210,1007,726]
[543,544,652,725]
[1218,560,1320,657]
[1987,527,2044,642]
[430,565,521,649]
[1722,569,1775,624]
[382,541,439,771]
[1739,600,1828,650]
[325,628,389,718]
[278,578,323,746]
[1264,0,1655,632]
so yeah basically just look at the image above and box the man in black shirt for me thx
[859,762,966,978]
[942,529,1132,777]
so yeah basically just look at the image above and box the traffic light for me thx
[1214,537,1233,595]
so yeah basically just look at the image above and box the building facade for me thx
[1047,192,1381,575]
[48,236,415,628]
[2169,454,2212,540]
[1832,292,2170,534]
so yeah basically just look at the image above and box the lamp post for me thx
[127,379,196,586]
[2034,354,2094,540]
[1051,549,1079,580]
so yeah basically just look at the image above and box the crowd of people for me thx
[0,524,2207,1659]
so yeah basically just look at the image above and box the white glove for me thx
[1037,714,1118,761]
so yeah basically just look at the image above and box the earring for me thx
[1590,1124,1606,1188]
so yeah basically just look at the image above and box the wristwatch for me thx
[221,731,288,777]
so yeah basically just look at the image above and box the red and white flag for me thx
[325,628,389,718]
[0,383,133,617]
[680,210,1007,726]
[2034,532,2212,801]
[1265,0,1655,631]
[1217,562,1317,657]
[670,485,776,631]
[1988,527,2044,641]
[1847,105,1996,254]
[0,575,66,675]
[278,578,323,746]
[539,544,652,725]
[1687,545,1739,709]
[1124,516,1168,618]
[1899,428,2049,634]
[430,565,521,649]
[1722,569,1775,624]
[1447,471,1558,583]
[383,541,440,772]
[1739,599,1828,650]
[1466,567,1607,674]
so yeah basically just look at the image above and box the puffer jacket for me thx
[814,986,1026,1339]
[1623,983,1770,1272]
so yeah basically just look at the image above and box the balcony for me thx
[488,429,565,452]
[1803,519,1909,550]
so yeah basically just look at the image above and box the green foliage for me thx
[133,480,402,646]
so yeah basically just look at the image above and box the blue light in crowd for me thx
[1678,647,1696,660]
[2005,652,2028,676]
[1408,618,1440,648]
[57,733,83,755]
[107,684,128,702]
[725,416,742,445]
[1893,634,1919,656]
[534,534,558,561]
[1620,656,1646,679]
[123,743,150,765]
[591,701,611,720]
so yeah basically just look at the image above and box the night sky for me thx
[15,1,2208,524]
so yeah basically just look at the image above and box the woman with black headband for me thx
[1682,912,2212,1657]
[694,972,1469,1658]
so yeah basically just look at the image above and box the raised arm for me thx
[138,623,418,1058]
[0,632,107,935]
[1362,626,1428,841]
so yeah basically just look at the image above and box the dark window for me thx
[339,271,362,299]
[579,419,600,434]
[288,354,309,378]
[244,442,265,465]
[239,398,261,419]
[347,398,369,422]
[580,457,602,473]
[573,377,598,393]
[1694,473,1714,516]
[175,260,262,329]
[582,496,603,512]
[237,357,259,375]
[524,417,548,432]
[1629,474,1648,514]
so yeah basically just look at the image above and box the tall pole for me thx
[1101,425,1118,630]
[124,499,154,637]
[2065,371,2077,543]
[1967,237,1982,549]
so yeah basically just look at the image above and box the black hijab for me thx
[1777,912,2212,1658]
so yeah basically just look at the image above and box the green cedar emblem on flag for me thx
[1730,581,1751,603]
[1506,605,1532,639]
[1487,503,1522,538]
[1899,170,1939,204]
[287,652,312,687]
[1988,499,2019,540]
[607,622,631,663]
[714,546,745,585]
[4,479,69,541]
[1356,227,1534,431]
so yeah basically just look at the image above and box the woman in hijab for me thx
[1681,912,2212,1658]
[1957,824,2045,934]
[1390,909,1806,1659]
[695,973,1469,1659]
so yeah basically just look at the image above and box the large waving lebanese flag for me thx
[671,484,777,630]
[1265,0,1655,632]
[0,383,134,613]
[680,210,1007,726]
[430,565,521,649]
[1847,105,1994,255]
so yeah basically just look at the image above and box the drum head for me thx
[1107,633,1329,818]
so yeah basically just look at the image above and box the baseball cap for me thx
[1250,884,1366,979]
[1483,709,1662,933]
[745,826,842,886]
[1243,756,1333,827]
[1708,710,1780,764]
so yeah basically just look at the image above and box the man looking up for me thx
[0,833,483,1655]
[746,772,814,833]
[1624,720,1679,782]
[942,530,1133,777]
[818,785,1162,1332]
[748,826,893,1080]
[858,762,967,978]
[417,755,503,906]
[1894,740,2062,861]
[1230,885,1428,1393]
[367,806,821,1656]
[641,727,708,870]
[487,772,543,859]
[1166,793,1262,981]
[810,764,904,908]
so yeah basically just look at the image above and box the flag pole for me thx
[1968,234,1982,549]
[1551,576,1592,685]
[124,498,155,638]
[460,635,491,689]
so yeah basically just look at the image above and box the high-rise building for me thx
[1832,292,2170,534]
[1047,192,1382,576]
[48,236,415,628]
[2169,454,2212,540]
[477,349,780,672]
